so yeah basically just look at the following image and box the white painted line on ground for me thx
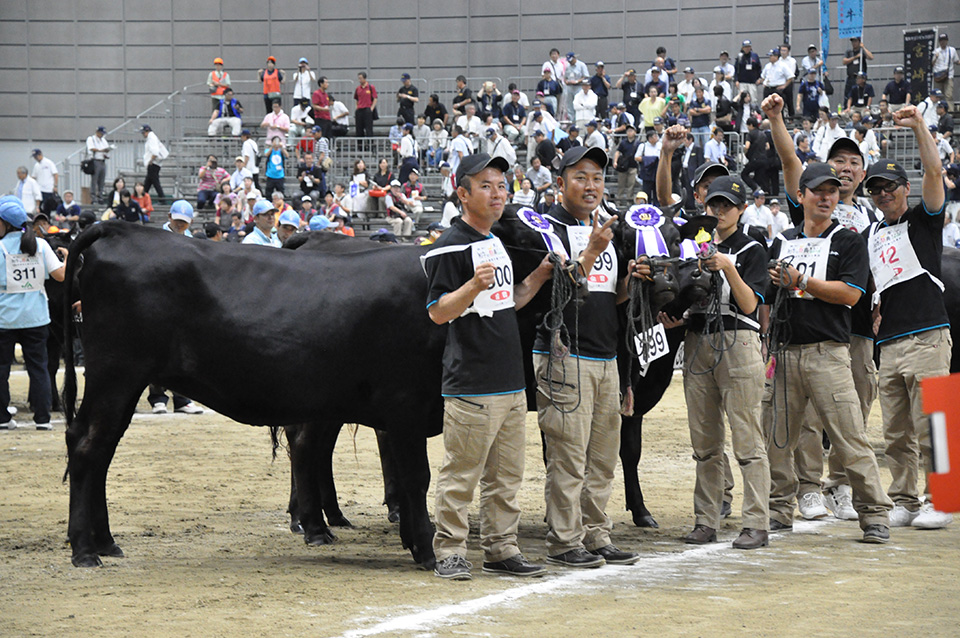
[333,520,836,638]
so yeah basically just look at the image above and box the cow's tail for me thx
[62,225,107,432]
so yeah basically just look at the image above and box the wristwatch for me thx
[798,273,809,291]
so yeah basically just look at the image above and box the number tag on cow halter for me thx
[635,323,670,376]
[567,226,617,293]
[4,253,43,293]
[469,237,514,317]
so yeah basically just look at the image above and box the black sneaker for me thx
[588,544,640,565]
[482,553,547,577]
[770,519,793,531]
[546,547,605,568]
[434,554,472,580]
[720,500,732,518]
[861,524,890,544]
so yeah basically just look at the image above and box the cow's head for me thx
[613,208,681,310]
[491,205,556,283]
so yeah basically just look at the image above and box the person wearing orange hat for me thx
[258,56,285,114]
[207,57,231,111]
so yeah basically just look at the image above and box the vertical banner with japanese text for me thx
[837,0,864,40]
[904,29,936,102]
[819,0,831,60]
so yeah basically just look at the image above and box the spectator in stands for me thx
[512,178,536,207]
[644,65,667,97]
[616,68,642,125]
[242,199,281,247]
[613,124,640,207]
[456,103,484,152]
[239,129,260,189]
[354,72,378,139]
[239,178,260,218]
[214,191,236,228]
[527,156,552,195]
[130,182,153,222]
[778,44,798,118]
[402,167,426,220]
[329,94,350,137]
[741,189,771,239]
[447,126,471,175]
[331,211,354,236]
[854,124,881,166]
[574,80,598,129]
[213,181,237,211]
[527,100,558,139]
[311,76,332,138]
[713,86,734,132]
[919,89,943,129]
[298,153,325,203]
[735,40,762,105]
[424,93,449,128]
[801,45,823,78]
[398,123,421,183]
[296,125,329,164]
[369,157,394,215]
[637,84,666,132]
[289,98,315,138]
[761,49,790,100]
[140,124,168,205]
[271,191,294,220]
[533,187,555,216]
[938,102,954,139]
[657,46,678,80]
[384,179,414,237]
[635,129,661,204]
[797,69,824,120]
[299,194,318,221]
[55,189,81,229]
[349,159,370,215]
[427,119,449,168]
[276,210,301,244]
[733,90,758,134]
[795,135,818,166]
[845,72,875,116]
[537,68,562,117]
[842,37,873,102]
[812,112,846,161]
[583,120,605,150]
[718,51,736,82]
[590,62,611,119]
[291,57,316,106]
[207,57,231,110]
[396,72,420,125]
[768,198,792,237]
[477,81,502,122]
[883,66,912,111]
[709,67,733,102]
[414,115,431,161]
[542,48,568,86]
[534,129,558,171]
[109,189,143,224]
[262,137,288,200]
[260,99,290,145]
[208,88,243,136]
[105,176,125,211]
[607,102,633,134]
[501,91,527,144]
[29,150,58,216]
[705,127,728,166]
[196,155,229,211]
[229,156,252,192]
[932,33,958,108]
[677,67,701,105]
[85,125,110,205]
[486,127,517,166]
[563,52,590,121]
[13,166,42,216]
[258,56,285,115]
[451,75,474,118]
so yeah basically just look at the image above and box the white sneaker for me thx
[912,502,953,529]
[798,491,829,520]
[7,406,17,416]
[35,421,52,431]
[152,403,168,414]
[823,485,858,521]
[174,402,204,415]
[0,419,18,430]
[888,504,919,527]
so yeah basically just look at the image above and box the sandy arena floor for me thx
[0,368,957,638]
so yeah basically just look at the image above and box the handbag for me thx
[81,158,95,175]
[934,49,953,82]
[822,74,834,96]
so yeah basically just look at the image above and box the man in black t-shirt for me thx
[612,124,640,207]
[423,94,449,128]
[842,37,873,102]
[396,73,419,125]
[534,146,643,569]
[451,75,474,118]
[423,154,552,580]
[762,161,893,543]
[863,105,954,530]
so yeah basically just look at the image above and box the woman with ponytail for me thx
[0,195,67,430]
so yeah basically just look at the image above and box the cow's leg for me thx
[620,414,659,528]
[316,423,351,527]
[383,430,435,569]
[375,429,401,523]
[286,423,336,546]
[66,379,141,567]
[286,461,302,534]
[47,334,63,412]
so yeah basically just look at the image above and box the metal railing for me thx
[428,77,503,112]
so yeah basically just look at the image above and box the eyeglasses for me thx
[866,180,904,196]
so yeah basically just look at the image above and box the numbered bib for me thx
[4,252,43,293]
[867,222,942,301]
[636,323,670,376]
[469,237,514,317]
[833,203,872,233]
[778,235,832,300]
[567,226,617,293]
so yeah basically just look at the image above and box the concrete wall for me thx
[0,0,956,149]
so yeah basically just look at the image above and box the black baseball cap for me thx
[692,161,730,188]
[828,136,865,164]
[557,146,608,175]
[799,163,842,191]
[864,160,909,185]
[704,175,748,207]
[455,153,510,186]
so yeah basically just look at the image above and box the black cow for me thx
[944,246,960,373]
[62,222,456,569]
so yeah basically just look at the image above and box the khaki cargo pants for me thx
[684,330,769,531]
[878,327,953,509]
[535,354,621,556]
[433,391,527,563]
[764,341,891,529]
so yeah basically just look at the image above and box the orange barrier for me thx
[922,372,960,513]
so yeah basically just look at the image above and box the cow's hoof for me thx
[387,506,400,524]
[289,520,304,535]
[304,530,336,546]
[412,545,436,571]
[72,553,103,568]
[97,543,124,558]
[327,513,353,528]
[633,511,659,528]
